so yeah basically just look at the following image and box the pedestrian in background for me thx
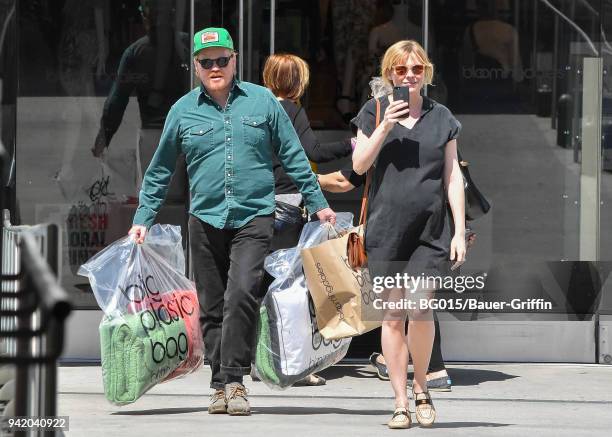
[259,53,353,386]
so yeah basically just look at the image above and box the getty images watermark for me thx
[371,273,553,312]
[372,272,485,294]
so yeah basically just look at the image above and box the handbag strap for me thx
[358,98,380,225]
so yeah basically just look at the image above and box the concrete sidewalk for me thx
[58,363,612,436]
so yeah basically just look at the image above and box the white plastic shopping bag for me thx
[78,224,203,405]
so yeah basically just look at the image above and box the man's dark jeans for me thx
[189,213,274,389]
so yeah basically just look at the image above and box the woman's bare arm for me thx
[444,139,467,264]
[318,171,356,193]
[352,99,409,174]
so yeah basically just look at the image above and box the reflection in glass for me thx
[257,0,609,320]
[17,0,190,308]
[8,0,611,319]
[0,0,16,215]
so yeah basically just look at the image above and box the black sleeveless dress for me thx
[351,96,461,280]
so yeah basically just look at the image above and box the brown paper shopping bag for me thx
[301,226,383,340]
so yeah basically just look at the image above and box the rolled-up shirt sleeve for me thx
[132,104,181,228]
[448,113,462,142]
[340,167,366,188]
[268,93,329,214]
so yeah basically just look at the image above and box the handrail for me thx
[1,207,72,433]
[3,210,45,234]
[19,233,71,322]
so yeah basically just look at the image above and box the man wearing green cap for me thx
[128,27,336,416]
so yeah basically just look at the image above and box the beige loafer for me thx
[414,390,436,427]
[388,407,411,429]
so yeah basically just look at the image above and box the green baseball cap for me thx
[193,27,234,56]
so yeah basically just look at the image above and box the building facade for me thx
[1,0,611,362]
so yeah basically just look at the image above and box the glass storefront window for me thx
[4,0,611,360]
[0,0,16,215]
[204,0,611,358]
[599,1,612,318]
[253,1,610,358]
[17,0,192,308]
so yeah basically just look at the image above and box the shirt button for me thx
[227,137,231,141]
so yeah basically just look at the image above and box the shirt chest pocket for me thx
[188,122,213,153]
[241,115,268,148]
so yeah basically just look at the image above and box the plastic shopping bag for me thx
[253,213,353,389]
[78,224,204,405]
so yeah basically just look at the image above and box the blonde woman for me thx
[352,40,466,429]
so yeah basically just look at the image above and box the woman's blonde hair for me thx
[380,40,434,87]
[263,53,310,101]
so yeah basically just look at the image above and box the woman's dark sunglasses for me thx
[392,65,425,76]
[197,54,234,69]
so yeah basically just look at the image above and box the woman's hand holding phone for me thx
[382,99,410,130]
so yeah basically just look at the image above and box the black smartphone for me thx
[392,86,409,104]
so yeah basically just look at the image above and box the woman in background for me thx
[258,53,353,386]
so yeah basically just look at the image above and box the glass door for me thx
[194,0,274,84]
[256,0,430,356]
[598,0,612,363]
[427,0,608,362]
[16,0,194,308]
[189,1,611,361]
[194,0,240,80]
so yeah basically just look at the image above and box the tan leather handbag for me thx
[347,98,380,269]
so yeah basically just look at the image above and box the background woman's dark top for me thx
[351,96,461,278]
[273,99,352,195]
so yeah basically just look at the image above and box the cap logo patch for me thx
[202,32,219,44]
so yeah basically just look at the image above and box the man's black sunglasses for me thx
[197,54,235,69]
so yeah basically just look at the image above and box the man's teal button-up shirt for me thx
[132,80,329,229]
